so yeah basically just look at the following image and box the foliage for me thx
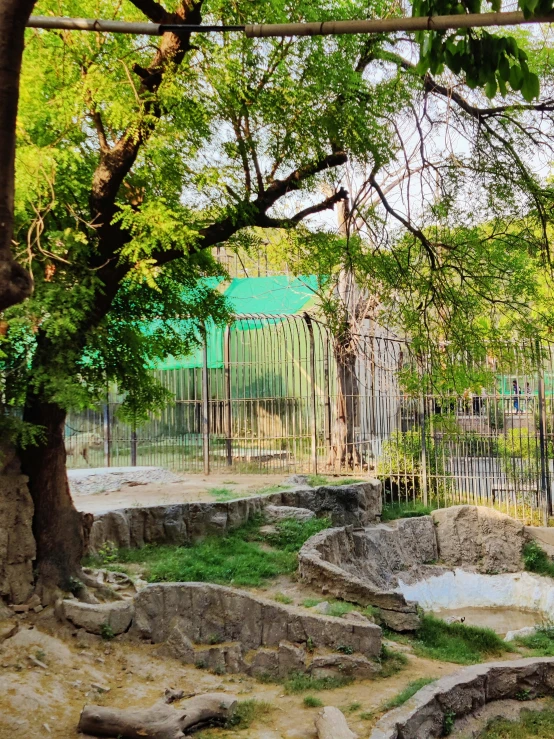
[283,671,354,694]
[303,695,323,708]
[380,501,434,522]
[380,678,436,711]
[378,645,409,677]
[84,515,327,587]
[522,541,554,578]
[99,623,115,641]
[497,430,541,486]
[273,592,293,604]
[377,431,453,506]
[478,707,554,738]
[225,699,273,730]
[515,626,554,656]
[413,615,509,664]
[258,516,331,552]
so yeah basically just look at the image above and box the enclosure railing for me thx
[65,314,554,524]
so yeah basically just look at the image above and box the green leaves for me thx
[413,0,546,100]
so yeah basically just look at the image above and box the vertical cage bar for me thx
[202,330,210,475]
[537,341,552,520]
[224,324,232,467]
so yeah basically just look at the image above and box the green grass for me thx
[283,671,354,694]
[378,645,409,677]
[303,598,322,608]
[381,678,436,710]
[258,516,331,551]
[523,541,554,578]
[516,626,554,656]
[84,515,332,589]
[303,695,323,708]
[380,501,434,522]
[273,592,293,605]
[226,699,273,729]
[207,486,238,501]
[478,708,554,737]
[413,614,509,664]
[341,701,362,713]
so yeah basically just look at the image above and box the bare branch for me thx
[127,0,169,23]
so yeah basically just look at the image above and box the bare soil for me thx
[0,609,460,739]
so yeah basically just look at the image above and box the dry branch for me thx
[78,692,237,739]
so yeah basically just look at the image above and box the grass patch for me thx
[414,614,509,664]
[303,695,323,708]
[259,516,331,551]
[283,671,354,694]
[360,711,374,720]
[380,501,434,522]
[226,699,273,729]
[379,645,409,677]
[523,541,554,578]
[303,598,322,608]
[381,678,436,710]
[341,701,362,713]
[273,592,293,605]
[207,486,238,501]
[84,515,331,589]
[516,626,554,656]
[478,708,554,737]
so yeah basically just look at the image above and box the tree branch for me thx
[127,0,169,23]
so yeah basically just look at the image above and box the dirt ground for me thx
[71,473,291,513]
[0,609,461,739]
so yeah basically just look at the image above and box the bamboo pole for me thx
[26,11,554,37]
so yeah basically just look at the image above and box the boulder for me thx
[310,653,379,679]
[278,641,306,677]
[248,648,279,678]
[61,599,134,635]
[432,506,525,573]
[265,505,315,522]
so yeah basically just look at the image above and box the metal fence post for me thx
[537,341,552,521]
[224,324,232,467]
[102,395,110,467]
[323,333,332,452]
[304,314,318,474]
[419,393,428,507]
[202,330,210,475]
[130,426,137,466]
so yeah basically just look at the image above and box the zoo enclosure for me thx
[66,314,554,524]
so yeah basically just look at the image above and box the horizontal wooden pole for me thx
[26,11,554,38]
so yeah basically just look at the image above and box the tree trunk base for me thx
[78,692,237,738]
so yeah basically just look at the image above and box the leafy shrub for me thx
[523,540,554,578]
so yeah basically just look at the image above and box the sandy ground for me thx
[71,472,292,513]
[0,610,461,739]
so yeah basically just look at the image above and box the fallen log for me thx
[315,706,357,739]
[78,692,237,738]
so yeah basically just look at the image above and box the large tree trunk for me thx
[21,398,86,603]
[0,0,35,311]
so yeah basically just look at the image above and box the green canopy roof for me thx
[156,275,318,370]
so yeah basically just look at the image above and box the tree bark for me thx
[0,0,35,311]
[20,398,87,603]
[78,693,237,738]
[315,706,357,739]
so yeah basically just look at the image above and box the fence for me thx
[65,314,554,525]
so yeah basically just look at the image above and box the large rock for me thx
[0,446,35,605]
[310,653,379,679]
[87,480,382,554]
[265,505,315,522]
[61,599,134,635]
[369,658,554,739]
[432,506,525,573]
[132,583,382,665]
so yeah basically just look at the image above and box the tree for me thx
[0,0,36,310]
[3,0,554,599]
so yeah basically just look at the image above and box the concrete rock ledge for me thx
[369,657,554,739]
[131,582,382,678]
[87,479,382,554]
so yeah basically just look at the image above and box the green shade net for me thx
[156,275,318,370]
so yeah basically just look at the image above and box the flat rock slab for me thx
[62,599,134,635]
[265,505,315,522]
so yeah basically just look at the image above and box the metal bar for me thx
[27,11,554,38]
[130,427,137,466]
[102,397,110,468]
[224,324,232,467]
[304,314,318,475]
[537,341,552,521]
[246,11,554,36]
[202,331,210,475]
